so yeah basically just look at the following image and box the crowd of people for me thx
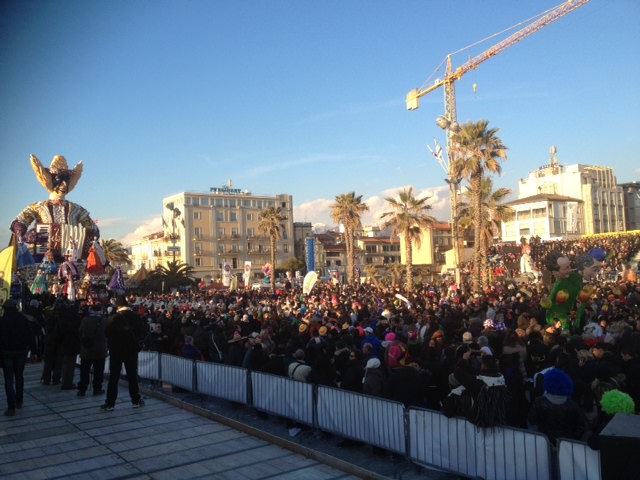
[2,233,639,451]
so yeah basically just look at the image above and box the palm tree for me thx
[330,192,369,285]
[379,187,436,292]
[100,238,132,268]
[150,260,195,292]
[458,177,513,288]
[451,120,508,293]
[258,206,286,291]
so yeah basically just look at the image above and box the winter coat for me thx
[105,307,146,357]
[78,311,108,360]
[528,393,586,444]
[0,307,37,354]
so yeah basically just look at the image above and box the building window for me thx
[283,244,289,253]
[195,243,202,255]
[232,258,238,269]
[229,199,236,208]
[217,245,224,253]
[231,228,238,237]
[195,257,202,267]
[247,213,253,221]
[201,198,209,206]
[216,198,223,207]
[216,212,224,221]
[247,228,255,237]
[192,197,200,206]
[230,212,237,222]
[193,212,201,220]
[194,227,201,239]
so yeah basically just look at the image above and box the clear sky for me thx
[1,0,638,249]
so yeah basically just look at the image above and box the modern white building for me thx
[502,149,625,242]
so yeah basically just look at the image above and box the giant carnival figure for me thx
[543,249,602,333]
[10,154,99,263]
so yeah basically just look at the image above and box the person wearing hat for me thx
[100,296,147,411]
[587,389,636,450]
[10,154,99,262]
[527,368,586,445]
[360,326,383,360]
[1,300,39,416]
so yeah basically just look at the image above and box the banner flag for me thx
[0,245,15,305]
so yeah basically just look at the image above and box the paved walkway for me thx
[1,363,455,479]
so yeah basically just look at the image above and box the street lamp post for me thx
[432,116,462,288]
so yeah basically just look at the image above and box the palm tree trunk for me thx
[405,229,413,291]
[472,175,483,293]
[270,236,276,292]
[346,230,354,285]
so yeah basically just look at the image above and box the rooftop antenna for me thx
[550,145,558,166]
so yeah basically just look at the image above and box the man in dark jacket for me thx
[1,300,38,416]
[101,296,146,411]
[77,303,108,396]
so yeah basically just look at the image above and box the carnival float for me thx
[0,154,125,308]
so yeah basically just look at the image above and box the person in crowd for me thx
[1,300,38,416]
[527,368,587,445]
[57,301,80,390]
[101,296,147,411]
[77,303,107,396]
[40,303,63,385]
[587,389,636,449]
[452,350,509,428]
[181,335,204,361]
[288,348,312,382]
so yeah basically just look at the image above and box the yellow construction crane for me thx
[406,0,589,286]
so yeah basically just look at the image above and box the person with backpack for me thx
[100,296,147,411]
[452,350,510,428]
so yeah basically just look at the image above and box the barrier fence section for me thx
[138,351,160,380]
[409,408,553,480]
[316,386,406,455]
[133,353,601,480]
[160,354,195,392]
[195,361,248,404]
[557,440,601,480]
[409,408,478,478]
[251,371,314,427]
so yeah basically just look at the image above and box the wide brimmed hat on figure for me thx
[30,154,83,199]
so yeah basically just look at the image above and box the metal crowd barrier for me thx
[317,386,406,454]
[250,371,314,427]
[408,408,553,480]
[195,360,247,404]
[160,354,194,391]
[557,439,601,480]
[138,350,160,380]
[133,353,602,480]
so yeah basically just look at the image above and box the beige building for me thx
[502,151,625,242]
[130,183,295,283]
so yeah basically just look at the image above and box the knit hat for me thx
[385,332,396,342]
[600,389,635,415]
[543,368,574,397]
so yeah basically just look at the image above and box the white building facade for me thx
[502,155,625,242]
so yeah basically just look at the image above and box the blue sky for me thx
[1,0,639,249]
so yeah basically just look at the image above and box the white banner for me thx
[243,260,251,285]
[222,262,232,287]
